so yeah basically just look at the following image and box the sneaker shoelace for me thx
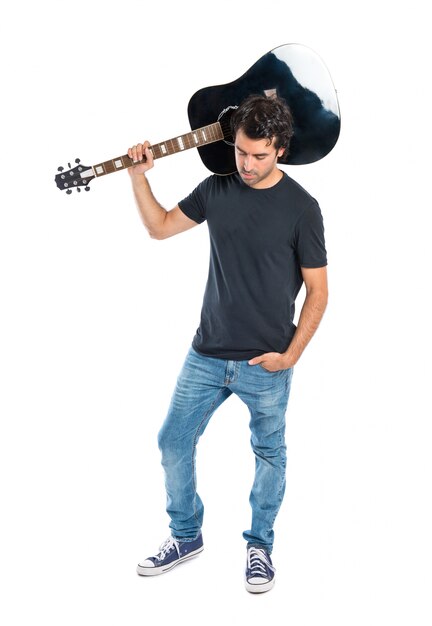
[247,547,274,578]
[156,537,179,561]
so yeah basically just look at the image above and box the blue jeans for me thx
[157,347,293,554]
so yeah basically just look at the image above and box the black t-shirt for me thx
[178,171,327,360]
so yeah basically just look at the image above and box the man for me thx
[128,95,328,593]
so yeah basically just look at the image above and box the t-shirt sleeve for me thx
[178,176,213,224]
[295,200,328,268]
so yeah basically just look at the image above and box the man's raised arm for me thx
[128,141,198,240]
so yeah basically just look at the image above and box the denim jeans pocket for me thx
[258,364,283,375]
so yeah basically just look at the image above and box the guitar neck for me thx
[91,121,224,178]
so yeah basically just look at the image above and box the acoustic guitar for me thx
[55,43,340,194]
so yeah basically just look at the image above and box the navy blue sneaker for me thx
[245,547,276,593]
[136,534,204,576]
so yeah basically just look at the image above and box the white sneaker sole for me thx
[245,577,275,593]
[136,545,204,576]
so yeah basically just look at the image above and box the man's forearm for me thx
[282,289,328,367]
[131,174,167,238]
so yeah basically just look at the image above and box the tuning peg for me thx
[66,189,72,195]
[77,188,81,193]
[85,186,90,191]
[75,158,81,164]
[57,166,64,172]
[68,162,72,169]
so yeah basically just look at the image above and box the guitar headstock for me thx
[55,159,95,194]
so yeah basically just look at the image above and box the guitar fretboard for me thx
[92,121,224,178]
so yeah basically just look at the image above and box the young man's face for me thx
[234,129,285,189]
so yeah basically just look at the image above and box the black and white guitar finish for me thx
[55,43,340,194]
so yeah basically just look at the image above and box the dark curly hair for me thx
[231,94,294,155]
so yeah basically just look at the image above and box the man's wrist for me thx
[131,172,148,186]
[281,352,296,369]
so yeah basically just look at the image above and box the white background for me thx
[1,1,431,624]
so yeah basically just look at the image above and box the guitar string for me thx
[93,118,233,176]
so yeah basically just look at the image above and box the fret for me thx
[151,144,162,159]
[150,122,223,160]
[94,164,106,176]
[91,122,224,177]
[93,154,134,177]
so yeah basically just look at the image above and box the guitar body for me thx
[55,43,340,192]
[187,43,340,174]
